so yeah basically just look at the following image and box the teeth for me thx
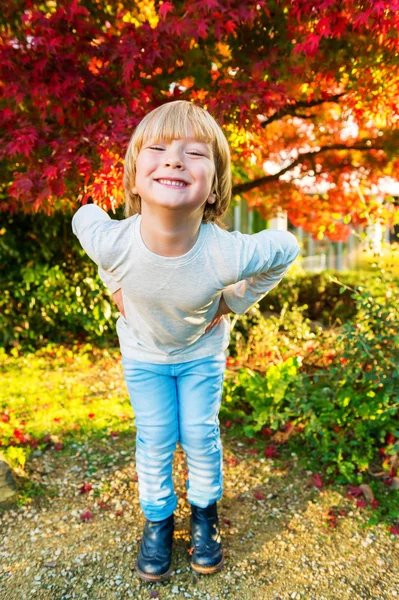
[158,179,187,187]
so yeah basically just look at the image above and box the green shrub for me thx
[1,211,119,351]
[223,274,399,483]
[262,269,399,325]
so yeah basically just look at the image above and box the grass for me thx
[1,342,398,532]
[0,343,134,470]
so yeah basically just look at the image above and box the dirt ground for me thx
[1,435,399,600]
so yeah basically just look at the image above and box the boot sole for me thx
[135,563,172,582]
[190,555,224,574]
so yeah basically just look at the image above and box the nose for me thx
[163,150,183,169]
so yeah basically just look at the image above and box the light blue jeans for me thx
[122,352,227,522]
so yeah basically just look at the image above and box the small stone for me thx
[172,585,179,594]
[0,460,18,505]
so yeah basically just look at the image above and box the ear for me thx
[207,190,216,204]
[132,186,138,195]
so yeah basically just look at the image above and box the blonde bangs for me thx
[134,102,216,152]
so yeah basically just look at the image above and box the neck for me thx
[140,204,203,257]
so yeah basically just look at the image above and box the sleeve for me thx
[98,266,121,295]
[71,204,125,272]
[222,229,300,315]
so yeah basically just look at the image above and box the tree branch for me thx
[232,141,383,195]
[260,92,347,127]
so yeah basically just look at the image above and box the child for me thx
[72,100,300,582]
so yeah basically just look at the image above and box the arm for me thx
[71,203,125,272]
[222,230,300,315]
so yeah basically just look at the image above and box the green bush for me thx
[0,211,119,351]
[262,269,399,325]
[223,274,399,483]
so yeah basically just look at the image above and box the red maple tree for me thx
[1,0,398,240]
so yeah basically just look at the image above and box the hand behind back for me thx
[205,294,231,334]
[112,288,126,318]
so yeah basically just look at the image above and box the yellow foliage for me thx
[121,0,159,29]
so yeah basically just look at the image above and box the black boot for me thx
[189,503,224,574]
[136,513,174,582]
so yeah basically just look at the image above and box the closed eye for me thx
[187,151,204,156]
[149,146,164,151]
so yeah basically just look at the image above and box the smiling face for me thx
[134,135,216,217]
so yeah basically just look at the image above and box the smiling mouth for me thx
[156,179,189,188]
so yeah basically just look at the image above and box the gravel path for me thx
[1,435,399,600]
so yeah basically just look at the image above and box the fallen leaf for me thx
[347,485,363,497]
[79,483,93,494]
[261,427,273,437]
[80,509,93,521]
[264,444,278,458]
[312,473,323,489]
[253,491,264,500]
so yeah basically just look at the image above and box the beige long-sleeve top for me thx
[72,204,300,364]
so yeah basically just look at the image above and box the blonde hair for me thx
[123,100,232,228]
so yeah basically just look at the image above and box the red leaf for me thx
[225,420,233,429]
[244,437,256,445]
[226,456,239,466]
[261,427,273,437]
[197,20,209,39]
[159,1,173,19]
[264,444,278,458]
[110,431,119,438]
[347,485,363,497]
[88,413,95,419]
[79,483,93,494]
[80,509,93,521]
[312,473,323,489]
[389,524,399,535]
[203,0,220,9]
[253,491,264,500]
[356,498,367,508]
[224,20,237,35]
